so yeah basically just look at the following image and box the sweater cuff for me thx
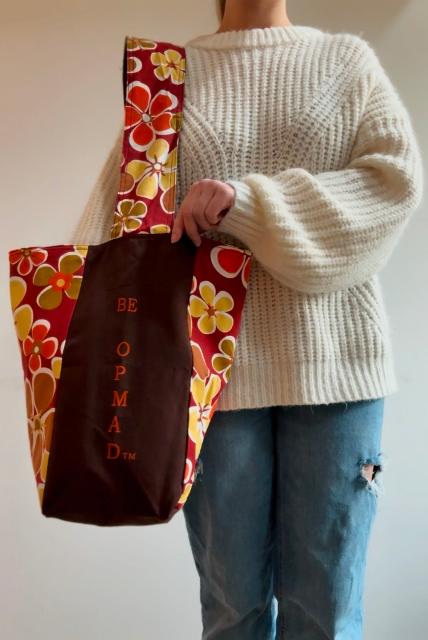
[216,178,264,242]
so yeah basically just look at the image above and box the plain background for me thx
[1,1,427,638]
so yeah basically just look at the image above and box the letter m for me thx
[112,389,128,407]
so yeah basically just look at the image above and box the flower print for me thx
[9,247,47,277]
[13,304,33,342]
[127,37,157,51]
[210,245,252,289]
[25,367,56,483]
[125,81,178,151]
[188,373,222,458]
[111,199,147,238]
[149,224,171,233]
[191,341,210,379]
[124,36,157,81]
[187,306,192,339]
[23,319,58,374]
[118,169,135,195]
[73,244,88,259]
[51,339,65,380]
[127,55,143,75]
[9,276,27,311]
[33,252,83,310]
[187,277,198,338]
[10,275,33,342]
[150,49,186,84]
[183,458,193,485]
[212,336,236,383]
[176,479,192,507]
[189,280,234,334]
[125,137,177,208]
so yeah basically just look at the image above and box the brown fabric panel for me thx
[42,234,196,526]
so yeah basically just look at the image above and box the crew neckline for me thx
[184,24,322,49]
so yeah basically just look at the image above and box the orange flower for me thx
[23,319,58,373]
[9,247,47,276]
[125,81,178,151]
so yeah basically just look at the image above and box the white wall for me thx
[1,1,426,638]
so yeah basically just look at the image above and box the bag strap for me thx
[111,35,186,238]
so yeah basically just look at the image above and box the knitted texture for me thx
[69,25,424,410]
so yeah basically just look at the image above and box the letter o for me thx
[116,341,131,357]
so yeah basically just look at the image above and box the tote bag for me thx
[8,35,252,526]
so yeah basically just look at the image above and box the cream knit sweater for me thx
[69,25,424,411]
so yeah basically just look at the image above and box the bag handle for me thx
[111,35,186,238]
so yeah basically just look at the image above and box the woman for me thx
[70,1,424,638]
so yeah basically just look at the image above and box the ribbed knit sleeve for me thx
[68,125,123,245]
[216,43,424,294]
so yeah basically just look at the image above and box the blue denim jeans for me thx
[182,398,386,640]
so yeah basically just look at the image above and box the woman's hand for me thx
[170,179,235,246]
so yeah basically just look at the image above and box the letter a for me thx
[108,415,121,433]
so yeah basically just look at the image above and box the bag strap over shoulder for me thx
[111,35,186,238]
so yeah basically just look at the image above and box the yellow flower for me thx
[111,199,147,238]
[125,137,176,204]
[33,252,83,310]
[188,373,221,458]
[150,49,186,84]
[212,336,236,382]
[189,281,234,334]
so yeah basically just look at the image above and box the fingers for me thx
[171,193,203,246]
[195,179,234,226]
[171,179,232,246]
[171,206,202,246]
[185,182,215,237]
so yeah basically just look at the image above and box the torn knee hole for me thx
[357,453,387,496]
[358,456,384,497]
[361,463,381,484]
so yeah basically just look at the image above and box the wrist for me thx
[214,182,236,225]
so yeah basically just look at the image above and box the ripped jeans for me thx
[182,398,386,640]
